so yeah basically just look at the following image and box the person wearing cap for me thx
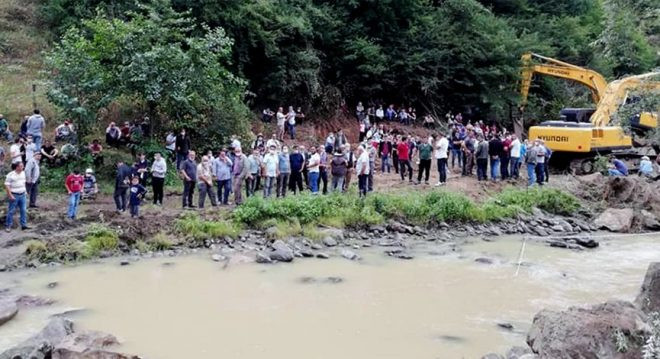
[639,156,654,178]
[25,152,41,208]
[82,168,98,200]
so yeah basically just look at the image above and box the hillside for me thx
[0,0,54,127]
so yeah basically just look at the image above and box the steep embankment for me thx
[0,0,53,126]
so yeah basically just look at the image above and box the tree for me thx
[45,0,251,147]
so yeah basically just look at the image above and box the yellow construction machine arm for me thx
[590,72,660,127]
[520,52,609,107]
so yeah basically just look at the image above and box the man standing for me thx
[319,149,329,194]
[462,133,476,176]
[277,145,291,198]
[534,140,546,185]
[435,132,449,186]
[276,107,286,140]
[475,136,489,181]
[509,134,521,180]
[330,150,347,192]
[26,109,45,151]
[212,149,233,205]
[246,148,261,197]
[289,145,305,194]
[180,151,197,209]
[286,106,297,140]
[10,137,23,166]
[262,145,279,198]
[175,129,190,170]
[367,144,376,192]
[381,135,392,173]
[355,145,370,197]
[417,137,433,185]
[232,147,250,205]
[488,135,503,182]
[197,155,217,208]
[307,146,321,194]
[524,140,537,187]
[114,161,133,212]
[397,136,412,182]
[4,162,29,231]
[25,153,41,208]
[343,144,354,191]
[500,135,511,180]
[150,152,167,206]
[65,169,84,220]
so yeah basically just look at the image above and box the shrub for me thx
[149,232,175,251]
[25,240,47,260]
[84,224,119,256]
[174,213,240,242]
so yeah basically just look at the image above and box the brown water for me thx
[1,235,658,358]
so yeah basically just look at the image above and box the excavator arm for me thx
[589,72,660,127]
[519,52,609,107]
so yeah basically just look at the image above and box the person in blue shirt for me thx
[639,156,654,178]
[608,156,628,177]
[129,176,147,218]
[288,145,305,194]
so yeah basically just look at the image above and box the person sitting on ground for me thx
[119,121,131,143]
[129,121,143,143]
[639,156,655,179]
[423,114,435,128]
[252,134,265,150]
[608,156,628,177]
[0,114,13,142]
[89,139,103,167]
[262,108,274,123]
[82,168,99,200]
[60,143,78,162]
[55,120,75,143]
[105,122,121,147]
[40,140,59,166]
[266,133,280,150]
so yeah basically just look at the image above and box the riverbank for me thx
[0,172,658,272]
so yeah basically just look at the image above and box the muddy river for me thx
[1,235,658,358]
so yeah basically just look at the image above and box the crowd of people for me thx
[2,106,660,232]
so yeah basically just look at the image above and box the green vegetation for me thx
[233,188,581,228]
[173,213,241,242]
[148,232,175,251]
[25,240,48,260]
[83,224,119,256]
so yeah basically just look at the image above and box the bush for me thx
[84,224,119,256]
[149,232,175,251]
[174,213,240,242]
[25,240,47,260]
[232,188,581,228]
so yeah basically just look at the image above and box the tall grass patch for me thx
[174,213,241,242]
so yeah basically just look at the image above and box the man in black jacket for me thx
[175,128,190,170]
[180,151,197,209]
[114,161,133,212]
[488,135,503,182]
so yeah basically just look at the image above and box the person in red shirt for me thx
[397,136,413,182]
[65,169,84,219]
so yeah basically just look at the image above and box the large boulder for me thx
[1,317,74,359]
[0,298,18,327]
[52,330,140,359]
[636,262,660,314]
[593,208,634,232]
[527,300,648,359]
[268,240,294,262]
[639,210,660,230]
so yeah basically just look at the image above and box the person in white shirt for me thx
[230,135,242,151]
[196,155,217,208]
[266,133,280,150]
[9,137,23,165]
[24,136,36,162]
[509,134,521,179]
[375,105,384,124]
[261,145,280,198]
[5,161,29,231]
[286,106,297,140]
[151,152,167,205]
[355,145,370,197]
[435,132,449,186]
[276,107,286,140]
[307,146,321,194]
[165,131,176,159]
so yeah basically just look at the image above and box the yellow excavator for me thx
[518,52,660,173]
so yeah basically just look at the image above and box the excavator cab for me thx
[557,108,596,124]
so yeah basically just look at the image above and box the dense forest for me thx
[36,0,660,141]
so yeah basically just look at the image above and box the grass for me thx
[148,232,175,250]
[83,224,119,256]
[0,0,55,127]
[173,213,241,242]
[232,187,581,228]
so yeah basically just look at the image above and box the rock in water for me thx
[481,354,504,359]
[527,300,648,359]
[322,236,338,247]
[255,253,272,264]
[269,240,294,262]
[340,249,360,261]
[505,346,532,359]
[1,317,74,359]
[635,262,660,314]
[0,299,18,326]
[640,210,660,230]
[593,208,634,232]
